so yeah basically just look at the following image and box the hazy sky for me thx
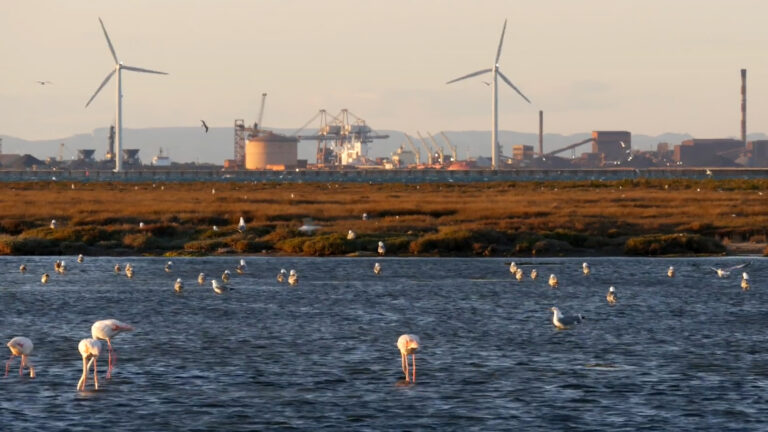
[2,0,767,141]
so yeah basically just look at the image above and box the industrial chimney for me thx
[741,69,747,145]
[538,110,543,156]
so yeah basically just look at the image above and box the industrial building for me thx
[592,131,631,162]
[245,131,299,170]
[673,139,744,166]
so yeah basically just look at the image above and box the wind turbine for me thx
[446,19,530,170]
[85,17,168,172]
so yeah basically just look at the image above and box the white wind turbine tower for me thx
[447,19,530,170]
[85,17,168,172]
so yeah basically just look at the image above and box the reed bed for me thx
[0,179,765,256]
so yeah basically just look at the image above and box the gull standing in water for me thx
[197,272,206,285]
[548,274,559,288]
[19,264,27,273]
[165,261,173,273]
[377,241,386,256]
[125,263,134,279]
[667,266,675,277]
[221,270,231,283]
[530,269,538,280]
[509,262,518,274]
[5,337,35,378]
[277,269,287,283]
[582,262,591,276]
[114,263,122,274]
[741,272,750,291]
[211,279,228,294]
[41,273,49,284]
[397,334,420,383]
[77,254,84,263]
[373,262,382,275]
[606,286,617,305]
[91,319,134,379]
[288,269,299,286]
[550,307,585,329]
[77,338,102,391]
[515,268,524,281]
[235,259,247,274]
[174,278,183,293]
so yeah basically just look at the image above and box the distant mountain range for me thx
[2,128,765,165]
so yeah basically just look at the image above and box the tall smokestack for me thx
[741,68,747,145]
[538,110,543,156]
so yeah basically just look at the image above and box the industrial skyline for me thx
[2,0,767,144]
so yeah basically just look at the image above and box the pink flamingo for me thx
[396,334,420,383]
[91,319,133,378]
[5,336,35,378]
[77,338,102,391]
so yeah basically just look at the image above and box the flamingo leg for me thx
[401,353,409,382]
[19,356,24,376]
[412,354,416,383]
[77,357,88,391]
[93,358,99,390]
[23,355,35,378]
[4,356,13,377]
[106,339,114,378]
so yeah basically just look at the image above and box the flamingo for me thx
[582,262,591,276]
[236,259,247,274]
[377,241,386,256]
[41,273,49,284]
[198,272,206,285]
[548,274,558,288]
[77,338,102,391]
[288,269,299,286]
[91,319,133,379]
[606,286,617,305]
[530,269,538,280]
[550,307,584,329]
[396,334,420,383]
[5,337,35,378]
[667,266,675,278]
[174,278,183,293]
[373,262,382,275]
[277,269,287,283]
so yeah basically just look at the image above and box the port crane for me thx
[427,132,445,165]
[415,131,435,165]
[403,133,421,165]
[440,132,458,162]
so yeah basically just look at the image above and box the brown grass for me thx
[0,179,766,256]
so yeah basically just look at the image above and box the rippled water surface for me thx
[1,256,767,431]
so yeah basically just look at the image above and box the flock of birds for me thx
[503,260,754,330]
[4,238,401,388]
[5,244,755,387]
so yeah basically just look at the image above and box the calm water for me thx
[1,256,766,431]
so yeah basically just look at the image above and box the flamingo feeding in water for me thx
[91,319,133,379]
[5,337,35,378]
[77,338,102,391]
[397,334,420,383]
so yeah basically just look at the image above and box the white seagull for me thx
[221,270,231,283]
[741,272,750,291]
[197,272,206,285]
[77,254,84,263]
[582,262,591,276]
[530,269,538,280]
[606,286,617,305]
[174,278,183,293]
[347,230,356,240]
[235,259,247,274]
[515,268,524,281]
[373,262,382,275]
[551,307,585,329]
[19,264,27,273]
[41,273,49,284]
[288,269,299,286]
[548,274,558,288]
[211,279,227,294]
[237,217,247,233]
[710,262,751,278]
[377,241,386,256]
[667,266,675,278]
[509,262,518,273]
[164,261,173,273]
[50,219,57,229]
[277,269,287,283]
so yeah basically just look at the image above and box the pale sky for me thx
[2,0,767,141]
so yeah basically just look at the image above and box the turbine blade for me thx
[98,18,119,64]
[121,65,168,75]
[446,68,492,84]
[495,19,507,64]
[497,70,531,103]
[85,69,116,108]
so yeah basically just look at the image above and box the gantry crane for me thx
[440,131,458,162]
[415,131,435,165]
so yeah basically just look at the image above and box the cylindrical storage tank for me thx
[245,131,298,170]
